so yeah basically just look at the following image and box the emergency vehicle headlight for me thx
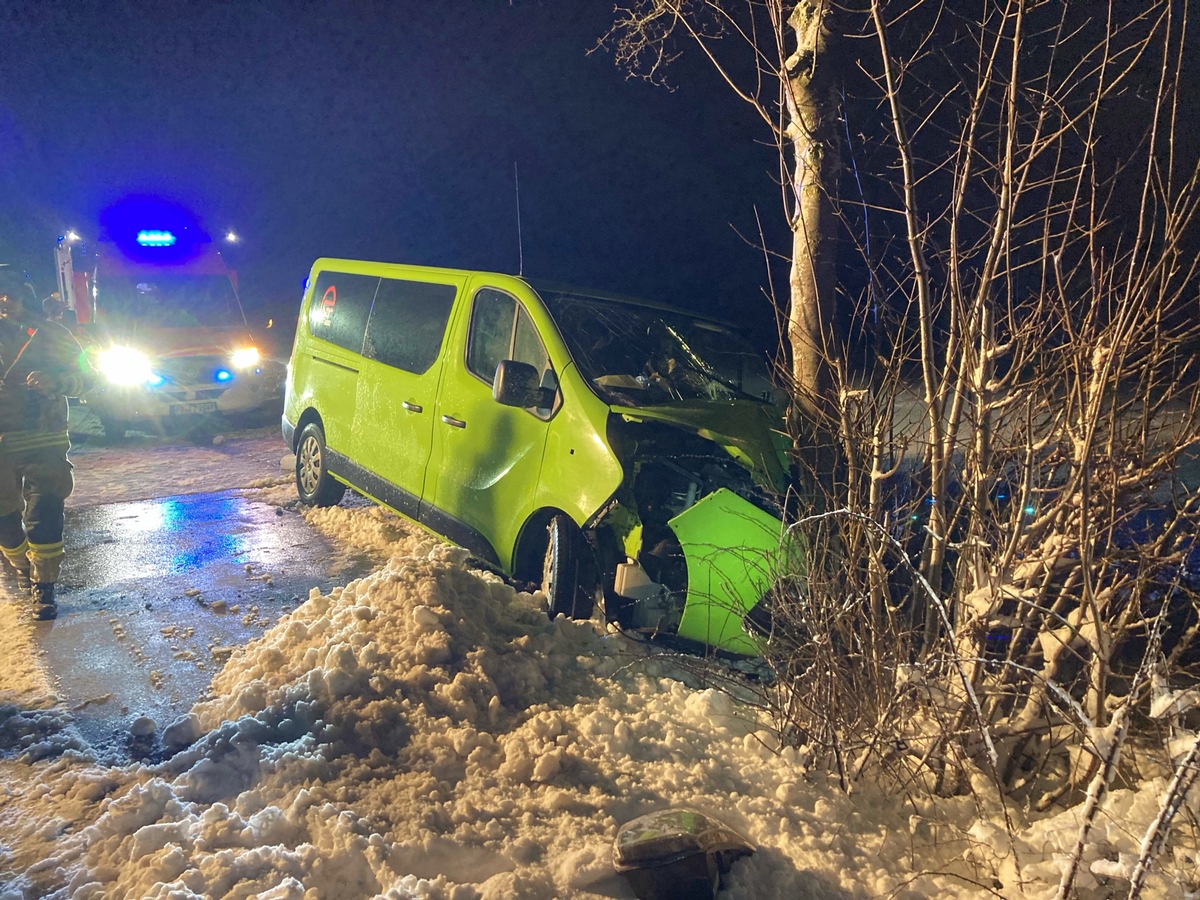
[230,346,260,369]
[97,346,156,386]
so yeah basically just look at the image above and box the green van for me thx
[283,259,797,656]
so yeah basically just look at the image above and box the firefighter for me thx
[0,268,92,619]
[42,292,67,323]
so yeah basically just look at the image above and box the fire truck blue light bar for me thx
[136,230,178,247]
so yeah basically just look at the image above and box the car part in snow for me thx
[613,807,755,900]
[613,559,677,633]
[597,417,795,654]
[668,487,798,657]
[295,421,347,507]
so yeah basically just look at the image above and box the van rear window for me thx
[363,278,456,374]
[308,272,377,353]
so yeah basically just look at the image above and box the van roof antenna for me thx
[514,162,524,277]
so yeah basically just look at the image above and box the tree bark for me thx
[785,0,841,498]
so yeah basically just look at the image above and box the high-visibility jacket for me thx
[0,316,93,454]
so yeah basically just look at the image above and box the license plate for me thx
[169,401,218,416]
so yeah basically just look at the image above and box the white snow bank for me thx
[1,500,1197,898]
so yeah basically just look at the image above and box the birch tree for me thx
[603,0,844,487]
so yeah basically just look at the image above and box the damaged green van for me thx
[283,259,797,656]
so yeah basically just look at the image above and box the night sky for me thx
[0,2,785,335]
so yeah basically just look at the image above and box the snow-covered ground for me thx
[0,422,1196,898]
[63,412,294,509]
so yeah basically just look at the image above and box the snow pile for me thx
[1,500,1197,898]
[0,516,900,898]
[1007,782,1199,892]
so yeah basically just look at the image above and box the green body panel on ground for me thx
[669,488,798,656]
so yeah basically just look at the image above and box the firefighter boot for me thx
[31,582,56,620]
[28,543,63,620]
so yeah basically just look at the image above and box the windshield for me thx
[98,274,247,329]
[540,292,777,407]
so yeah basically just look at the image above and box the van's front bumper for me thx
[668,488,799,657]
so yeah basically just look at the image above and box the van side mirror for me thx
[494,359,553,409]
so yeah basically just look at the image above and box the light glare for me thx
[97,346,156,386]
[230,347,260,368]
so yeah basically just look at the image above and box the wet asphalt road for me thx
[32,489,376,756]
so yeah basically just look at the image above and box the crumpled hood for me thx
[610,399,791,490]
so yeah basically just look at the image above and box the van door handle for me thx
[402,401,423,413]
[441,415,467,429]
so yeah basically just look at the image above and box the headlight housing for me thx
[96,346,158,386]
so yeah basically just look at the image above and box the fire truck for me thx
[54,203,284,438]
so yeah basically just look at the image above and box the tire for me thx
[542,514,596,620]
[99,415,127,442]
[295,422,346,507]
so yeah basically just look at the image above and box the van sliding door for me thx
[354,275,462,517]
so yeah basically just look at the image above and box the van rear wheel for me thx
[99,415,128,442]
[296,422,346,507]
[542,515,595,620]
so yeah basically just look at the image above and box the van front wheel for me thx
[543,515,595,620]
[296,422,347,507]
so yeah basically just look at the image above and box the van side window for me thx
[363,278,456,373]
[308,272,378,353]
[514,306,549,375]
[467,289,550,385]
[466,290,516,383]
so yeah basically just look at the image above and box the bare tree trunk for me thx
[601,1,843,498]
[784,0,841,498]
